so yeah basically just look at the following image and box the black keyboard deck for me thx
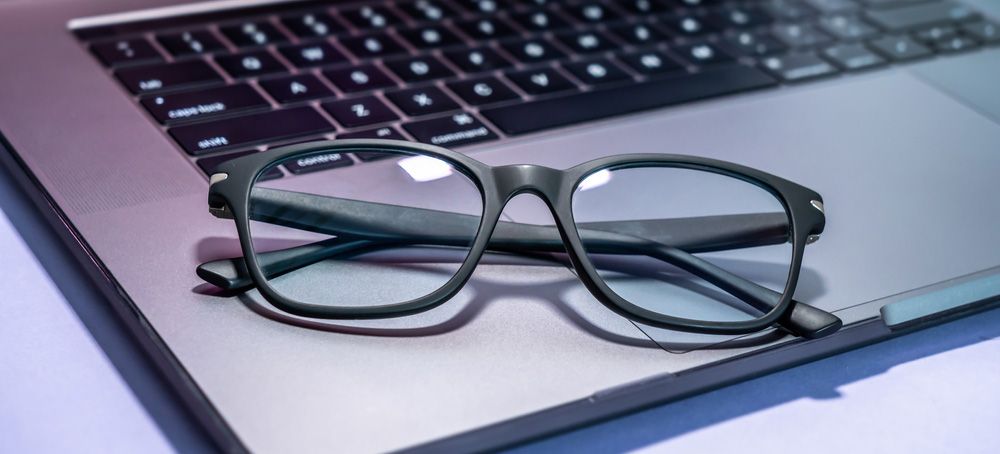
[75,0,999,178]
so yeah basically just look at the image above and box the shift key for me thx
[170,107,333,155]
[141,84,268,124]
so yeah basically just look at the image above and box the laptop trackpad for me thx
[480,60,1000,348]
[910,48,1000,125]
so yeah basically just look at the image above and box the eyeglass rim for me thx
[207,139,826,335]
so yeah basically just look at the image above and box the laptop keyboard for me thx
[76,0,999,178]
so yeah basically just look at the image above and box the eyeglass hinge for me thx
[807,200,824,245]
[209,203,233,219]
[208,173,233,219]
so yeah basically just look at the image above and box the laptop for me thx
[1,0,999,451]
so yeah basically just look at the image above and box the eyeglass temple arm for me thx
[241,187,793,251]
[200,188,840,338]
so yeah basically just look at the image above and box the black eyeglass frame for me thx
[206,139,832,337]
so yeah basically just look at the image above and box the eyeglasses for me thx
[198,139,841,339]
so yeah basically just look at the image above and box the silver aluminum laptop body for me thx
[1,0,999,452]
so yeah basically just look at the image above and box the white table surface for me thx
[0,206,174,454]
[2,166,998,453]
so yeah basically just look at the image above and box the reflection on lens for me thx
[572,166,792,324]
[248,148,482,309]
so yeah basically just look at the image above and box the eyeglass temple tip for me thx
[785,301,842,339]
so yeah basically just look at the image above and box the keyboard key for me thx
[865,1,977,31]
[556,30,617,54]
[220,21,288,47]
[772,23,835,47]
[568,3,620,23]
[761,53,839,82]
[386,86,460,116]
[804,0,860,14]
[962,21,1000,44]
[663,14,716,37]
[170,107,332,154]
[519,0,556,6]
[614,0,669,14]
[933,35,979,53]
[259,74,333,103]
[672,0,721,6]
[910,25,958,47]
[863,0,933,7]
[822,43,886,70]
[868,35,932,60]
[157,31,225,57]
[339,125,405,141]
[116,60,222,94]
[322,96,399,128]
[278,43,347,68]
[141,84,268,123]
[399,25,463,49]
[502,38,566,64]
[91,39,162,67]
[763,0,818,21]
[913,25,957,44]
[608,22,668,46]
[342,6,400,29]
[512,10,571,32]
[444,47,513,73]
[455,17,518,40]
[352,150,403,162]
[505,67,576,95]
[339,33,407,59]
[564,59,631,86]
[447,77,520,105]
[706,7,774,29]
[340,125,406,141]
[526,0,565,6]
[818,15,880,40]
[347,131,410,160]
[460,0,501,15]
[399,1,456,22]
[282,150,354,174]
[921,24,967,42]
[722,31,788,56]
[215,51,287,78]
[324,64,397,93]
[617,50,683,75]
[404,112,499,147]
[673,43,733,66]
[281,12,342,38]
[482,65,776,135]
[384,55,455,83]
[198,151,283,180]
